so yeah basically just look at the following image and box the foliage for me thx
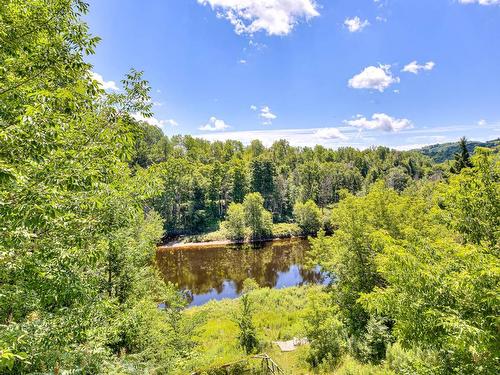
[184,286,319,374]
[133,128,435,236]
[293,200,322,235]
[236,294,259,354]
[443,147,500,248]
[304,289,345,368]
[271,222,301,238]
[417,138,499,163]
[385,342,445,375]
[242,193,273,240]
[451,137,474,173]
[222,203,247,240]
[308,150,499,373]
[0,1,189,372]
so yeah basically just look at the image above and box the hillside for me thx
[416,138,500,163]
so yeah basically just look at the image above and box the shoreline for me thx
[157,236,306,250]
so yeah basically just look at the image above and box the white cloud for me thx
[478,119,487,126]
[197,0,320,36]
[196,122,499,149]
[91,72,119,91]
[164,119,179,127]
[344,16,370,32]
[314,127,348,140]
[348,65,399,92]
[199,116,230,131]
[345,113,413,132]
[259,106,277,125]
[132,113,178,128]
[239,59,247,64]
[458,0,500,5]
[402,61,435,74]
[250,105,258,111]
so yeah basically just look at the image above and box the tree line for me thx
[131,121,441,237]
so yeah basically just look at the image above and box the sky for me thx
[85,0,500,150]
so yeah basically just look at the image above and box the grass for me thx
[181,285,325,374]
[179,285,395,374]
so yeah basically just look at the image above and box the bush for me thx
[222,203,246,240]
[304,291,345,368]
[293,200,322,235]
[236,295,259,354]
[351,316,392,364]
[271,223,301,238]
[386,343,444,375]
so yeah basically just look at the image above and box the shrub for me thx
[236,295,259,354]
[222,203,246,241]
[293,200,322,235]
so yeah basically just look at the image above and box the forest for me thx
[1,1,499,374]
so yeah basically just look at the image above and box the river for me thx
[156,238,328,307]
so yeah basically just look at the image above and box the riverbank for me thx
[158,222,303,249]
[179,285,395,375]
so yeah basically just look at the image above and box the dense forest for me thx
[1,1,498,374]
[132,121,440,237]
[417,138,500,163]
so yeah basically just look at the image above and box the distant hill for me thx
[416,139,500,163]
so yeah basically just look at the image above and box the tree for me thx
[0,1,188,372]
[360,229,498,374]
[222,203,246,240]
[231,159,248,204]
[243,193,273,240]
[250,156,275,210]
[236,294,259,354]
[444,147,499,247]
[293,200,322,235]
[385,166,410,193]
[452,137,473,173]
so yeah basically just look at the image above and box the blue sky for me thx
[85,0,500,149]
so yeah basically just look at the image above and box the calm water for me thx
[156,238,328,307]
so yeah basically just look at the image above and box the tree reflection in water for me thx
[156,239,329,306]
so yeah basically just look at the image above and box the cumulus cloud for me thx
[91,72,119,91]
[197,0,320,36]
[314,127,348,140]
[132,113,178,128]
[348,65,399,92]
[344,17,370,32]
[402,61,435,74]
[250,104,258,111]
[345,113,413,132]
[458,0,500,5]
[478,119,487,126]
[199,116,230,131]
[259,106,277,125]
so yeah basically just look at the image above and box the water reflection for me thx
[156,238,328,306]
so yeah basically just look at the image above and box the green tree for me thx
[250,155,275,210]
[444,147,499,248]
[0,1,189,372]
[231,159,248,204]
[222,203,246,240]
[452,137,473,173]
[236,294,258,354]
[293,200,322,235]
[243,193,273,240]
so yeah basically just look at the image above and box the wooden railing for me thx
[191,353,285,374]
[253,353,286,374]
